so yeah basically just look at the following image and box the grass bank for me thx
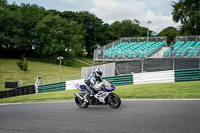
[0,58,85,91]
[79,57,102,65]
[116,81,200,99]
[0,81,199,103]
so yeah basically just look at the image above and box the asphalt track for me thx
[0,100,200,133]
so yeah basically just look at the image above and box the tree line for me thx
[159,0,200,44]
[0,0,199,61]
[0,0,151,60]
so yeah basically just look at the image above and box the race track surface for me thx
[0,100,200,133]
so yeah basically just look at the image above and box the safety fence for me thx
[37,82,66,93]
[133,70,175,84]
[1,68,199,99]
[66,79,84,90]
[102,74,133,86]
[0,85,35,99]
[176,35,200,43]
[175,68,200,82]
[115,58,200,75]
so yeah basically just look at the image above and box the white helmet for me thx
[95,68,102,77]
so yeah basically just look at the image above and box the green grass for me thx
[65,58,90,68]
[79,57,102,65]
[115,81,200,99]
[0,58,86,91]
[0,81,200,103]
[0,89,79,103]
[28,57,90,68]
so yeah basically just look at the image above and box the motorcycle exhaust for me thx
[74,93,83,100]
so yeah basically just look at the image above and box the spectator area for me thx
[94,36,200,61]
[164,41,200,57]
[103,41,165,58]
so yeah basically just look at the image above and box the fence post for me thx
[103,46,105,63]
[196,36,198,43]
[93,50,95,66]
[142,59,144,72]
[199,57,200,68]
[173,58,175,70]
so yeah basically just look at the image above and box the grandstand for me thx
[94,36,167,61]
[94,36,200,61]
[93,36,200,74]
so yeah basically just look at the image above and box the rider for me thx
[84,68,103,101]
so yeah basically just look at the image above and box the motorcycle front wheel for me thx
[108,93,121,109]
[75,93,89,108]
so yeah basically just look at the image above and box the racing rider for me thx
[84,68,103,101]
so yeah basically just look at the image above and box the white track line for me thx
[1,99,200,106]
[123,99,200,101]
[0,101,74,106]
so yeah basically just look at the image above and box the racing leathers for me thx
[84,72,102,96]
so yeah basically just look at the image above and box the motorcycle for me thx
[74,80,121,109]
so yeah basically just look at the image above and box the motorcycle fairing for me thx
[94,91,110,102]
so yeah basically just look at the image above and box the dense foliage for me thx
[0,0,151,60]
[158,27,180,46]
[172,0,200,35]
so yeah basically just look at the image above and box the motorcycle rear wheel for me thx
[108,93,121,109]
[75,93,89,108]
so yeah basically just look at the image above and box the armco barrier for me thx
[133,70,175,84]
[66,79,84,90]
[102,74,133,86]
[0,85,35,99]
[38,82,66,93]
[175,68,200,82]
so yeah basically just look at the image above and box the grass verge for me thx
[0,89,79,103]
[115,81,200,99]
[79,57,102,65]
[0,58,85,91]
[0,81,200,104]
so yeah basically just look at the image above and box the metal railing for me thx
[176,35,200,43]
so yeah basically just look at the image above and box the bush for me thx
[22,58,28,71]
[17,58,28,72]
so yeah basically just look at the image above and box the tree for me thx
[172,0,200,35]
[17,3,45,57]
[110,19,150,39]
[34,14,83,61]
[0,0,7,8]
[60,11,103,57]
[0,3,45,58]
[97,23,117,46]
[76,12,103,57]
[158,27,180,46]
[0,4,23,57]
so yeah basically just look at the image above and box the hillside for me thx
[0,58,89,91]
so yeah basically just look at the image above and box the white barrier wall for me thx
[81,63,115,79]
[65,79,84,90]
[133,70,175,84]
[66,70,175,90]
